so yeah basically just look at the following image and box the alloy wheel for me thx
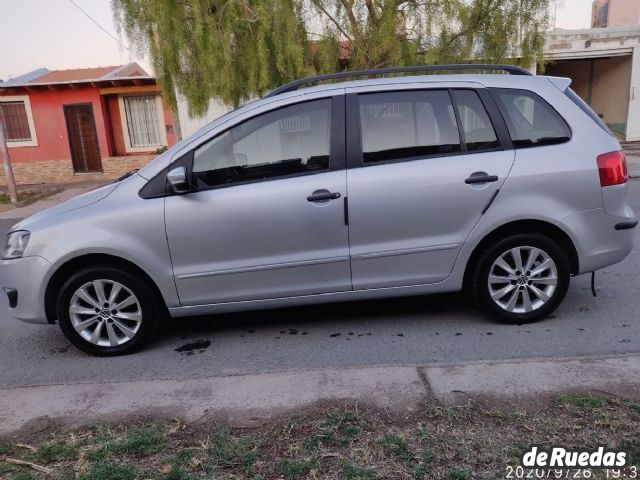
[487,246,558,314]
[69,279,143,347]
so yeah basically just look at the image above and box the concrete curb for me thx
[2,355,640,435]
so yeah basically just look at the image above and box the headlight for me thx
[3,231,30,259]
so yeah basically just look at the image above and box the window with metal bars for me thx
[123,95,163,148]
[0,101,32,142]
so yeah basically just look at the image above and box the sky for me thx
[0,0,594,82]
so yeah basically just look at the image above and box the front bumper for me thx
[0,255,55,324]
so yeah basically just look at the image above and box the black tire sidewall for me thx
[473,233,570,324]
[57,266,158,356]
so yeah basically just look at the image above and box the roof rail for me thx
[264,64,532,98]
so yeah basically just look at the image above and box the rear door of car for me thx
[345,83,516,290]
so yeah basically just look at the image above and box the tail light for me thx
[597,150,628,187]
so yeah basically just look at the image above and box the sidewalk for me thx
[0,182,106,221]
[2,354,640,435]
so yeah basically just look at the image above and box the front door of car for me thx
[164,96,351,306]
[345,88,515,290]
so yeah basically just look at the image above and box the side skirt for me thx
[168,278,461,317]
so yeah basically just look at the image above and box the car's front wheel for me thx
[57,265,159,356]
[471,234,570,323]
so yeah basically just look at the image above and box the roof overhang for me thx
[0,77,157,94]
[546,47,634,60]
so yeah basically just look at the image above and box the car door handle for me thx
[465,172,499,184]
[307,192,341,202]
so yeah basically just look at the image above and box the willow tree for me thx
[113,0,549,115]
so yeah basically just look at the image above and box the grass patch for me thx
[445,469,471,480]
[305,410,364,450]
[276,458,317,479]
[88,424,167,459]
[378,433,413,462]
[207,429,258,473]
[32,440,78,463]
[8,473,36,480]
[78,461,137,480]
[163,464,195,480]
[343,462,377,479]
[557,393,607,412]
[0,439,13,455]
[2,394,640,479]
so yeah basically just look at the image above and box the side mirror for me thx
[167,166,191,194]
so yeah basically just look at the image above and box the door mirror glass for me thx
[167,166,191,194]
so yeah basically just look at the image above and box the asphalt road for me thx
[1,181,639,388]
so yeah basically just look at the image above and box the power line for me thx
[66,0,132,52]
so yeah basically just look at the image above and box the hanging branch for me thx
[112,0,549,112]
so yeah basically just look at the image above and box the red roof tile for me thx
[23,63,150,85]
[31,66,121,83]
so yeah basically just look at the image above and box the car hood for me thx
[10,183,119,232]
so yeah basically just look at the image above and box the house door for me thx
[64,104,102,173]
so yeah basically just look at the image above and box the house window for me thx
[0,102,31,141]
[0,96,38,147]
[122,95,163,149]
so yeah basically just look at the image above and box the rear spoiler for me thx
[547,76,572,92]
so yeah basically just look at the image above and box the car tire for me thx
[57,265,160,356]
[471,233,570,324]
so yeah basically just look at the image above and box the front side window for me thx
[491,88,571,148]
[358,90,461,164]
[123,95,163,148]
[193,99,331,188]
[0,100,32,142]
[452,90,499,152]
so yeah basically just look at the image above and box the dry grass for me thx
[1,393,639,479]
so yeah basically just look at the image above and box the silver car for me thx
[1,65,636,356]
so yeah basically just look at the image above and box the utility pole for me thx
[0,113,18,205]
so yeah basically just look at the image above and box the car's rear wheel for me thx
[471,234,570,323]
[57,266,159,356]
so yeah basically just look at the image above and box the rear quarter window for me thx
[563,87,613,135]
[491,88,571,149]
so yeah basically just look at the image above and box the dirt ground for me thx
[1,393,639,480]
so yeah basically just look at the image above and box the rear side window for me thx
[491,88,571,148]
[451,90,500,152]
[564,88,613,135]
[358,90,461,164]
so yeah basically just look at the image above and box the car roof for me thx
[269,73,557,99]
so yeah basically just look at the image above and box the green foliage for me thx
[113,0,549,112]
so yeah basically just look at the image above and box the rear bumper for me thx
[561,208,637,274]
[0,255,55,325]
